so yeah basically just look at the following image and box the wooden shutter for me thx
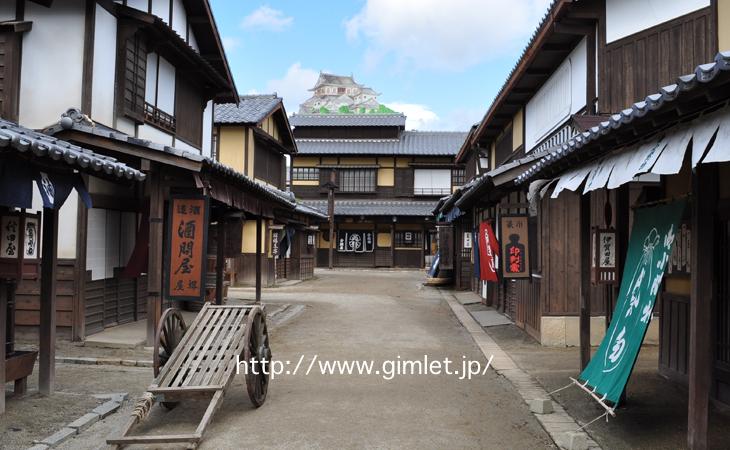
[174,73,204,147]
[394,168,413,197]
[0,31,21,121]
[122,33,146,122]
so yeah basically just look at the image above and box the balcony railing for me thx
[414,187,451,196]
[144,102,176,133]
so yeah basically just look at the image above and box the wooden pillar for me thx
[579,193,592,370]
[390,222,395,268]
[688,165,716,450]
[39,207,58,396]
[215,220,226,305]
[420,223,426,269]
[328,170,336,270]
[146,169,164,346]
[255,216,262,303]
[0,281,7,413]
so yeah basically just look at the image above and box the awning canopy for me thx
[545,106,730,198]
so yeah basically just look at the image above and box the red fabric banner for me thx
[478,220,500,282]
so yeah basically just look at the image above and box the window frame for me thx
[339,168,377,193]
[292,167,320,181]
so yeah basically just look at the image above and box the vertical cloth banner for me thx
[478,221,499,282]
[473,230,480,278]
[578,200,685,406]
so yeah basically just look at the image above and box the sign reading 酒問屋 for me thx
[579,200,685,406]
[165,195,208,302]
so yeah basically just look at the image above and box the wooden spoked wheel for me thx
[154,308,188,410]
[244,307,271,407]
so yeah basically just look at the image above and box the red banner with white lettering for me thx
[478,220,499,282]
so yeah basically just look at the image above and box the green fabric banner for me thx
[579,200,686,406]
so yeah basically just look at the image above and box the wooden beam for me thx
[579,193,591,370]
[146,169,164,346]
[0,281,7,414]
[215,220,225,305]
[553,22,594,35]
[39,207,58,396]
[688,165,717,449]
[255,216,262,303]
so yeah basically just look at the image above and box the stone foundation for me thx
[539,315,659,347]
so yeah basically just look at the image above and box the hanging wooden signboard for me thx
[500,215,530,279]
[591,227,618,285]
[165,195,209,302]
[0,211,41,280]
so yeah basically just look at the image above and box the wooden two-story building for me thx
[290,112,468,268]
[214,94,327,287]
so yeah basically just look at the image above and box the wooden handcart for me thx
[108,303,271,448]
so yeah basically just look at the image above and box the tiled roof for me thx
[301,199,438,217]
[295,131,468,156]
[44,109,295,208]
[516,51,730,185]
[294,202,329,221]
[215,95,282,124]
[0,118,145,181]
[289,113,406,127]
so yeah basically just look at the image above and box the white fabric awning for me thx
[547,106,730,197]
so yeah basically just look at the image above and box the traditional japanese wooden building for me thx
[213,95,327,287]
[434,0,730,447]
[289,110,468,269]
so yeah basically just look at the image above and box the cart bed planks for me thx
[108,303,271,449]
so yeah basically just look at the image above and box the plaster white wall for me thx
[525,37,587,151]
[157,56,176,114]
[86,208,106,280]
[91,4,117,127]
[57,192,79,258]
[172,0,188,40]
[138,124,173,146]
[188,28,199,52]
[145,53,159,105]
[0,2,15,21]
[121,0,148,13]
[606,0,710,43]
[151,0,170,23]
[174,138,199,153]
[116,117,136,136]
[19,0,85,129]
[202,100,213,157]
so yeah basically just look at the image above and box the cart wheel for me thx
[154,308,188,410]
[244,307,271,407]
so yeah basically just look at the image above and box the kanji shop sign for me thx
[165,196,208,302]
[591,228,618,285]
[0,211,41,280]
[337,231,374,253]
[500,215,530,279]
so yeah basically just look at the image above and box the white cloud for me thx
[385,102,439,130]
[241,5,293,32]
[221,37,240,53]
[345,0,553,71]
[265,63,320,114]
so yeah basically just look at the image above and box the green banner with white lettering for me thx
[578,200,685,406]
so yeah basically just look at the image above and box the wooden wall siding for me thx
[393,249,421,268]
[375,247,392,267]
[600,7,714,115]
[494,125,513,166]
[588,189,614,315]
[233,254,276,287]
[254,144,284,188]
[15,259,75,329]
[0,31,21,121]
[659,293,690,384]
[293,126,400,140]
[85,270,146,336]
[120,31,147,122]
[540,192,582,315]
[336,251,376,268]
[514,278,541,340]
[174,74,204,147]
[714,216,730,403]
[298,256,315,280]
[394,168,414,196]
[84,278,105,335]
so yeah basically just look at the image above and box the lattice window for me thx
[292,167,320,181]
[394,231,422,248]
[339,169,376,193]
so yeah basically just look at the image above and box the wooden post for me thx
[146,170,164,346]
[39,207,58,396]
[215,220,226,305]
[688,166,716,450]
[327,171,336,270]
[579,193,592,370]
[390,222,395,268]
[0,281,7,413]
[255,216,262,303]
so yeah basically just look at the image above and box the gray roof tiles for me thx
[0,118,145,181]
[301,199,438,217]
[215,95,282,124]
[289,113,406,127]
[295,131,468,156]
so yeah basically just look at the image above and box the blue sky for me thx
[209,0,552,131]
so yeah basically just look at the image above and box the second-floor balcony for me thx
[414,187,451,196]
